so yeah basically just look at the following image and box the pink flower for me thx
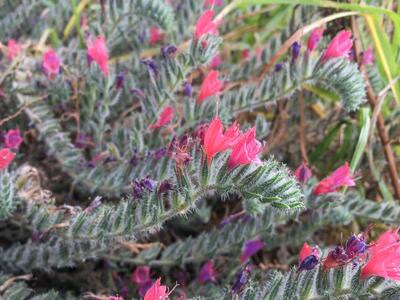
[87,36,109,76]
[131,266,151,285]
[299,243,313,262]
[198,261,217,283]
[150,106,174,129]
[149,27,163,45]
[295,162,312,184]
[363,48,374,65]
[298,243,320,271]
[322,30,353,62]
[194,10,219,39]
[228,128,262,169]
[313,162,355,195]
[42,49,61,79]
[204,0,224,7]
[361,229,400,280]
[198,70,223,103]
[307,27,324,52]
[203,116,240,164]
[241,49,250,61]
[210,54,222,69]
[5,129,23,150]
[240,239,265,263]
[7,39,21,61]
[144,278,173,300]
[0,148,15,170]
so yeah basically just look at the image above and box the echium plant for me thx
[1,0,400,299]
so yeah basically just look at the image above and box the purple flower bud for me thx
[183,82,193,97]
[291,42,301,60]
[161,45,178,58]
[74,132,92,149]
[198,261,217,283]
[240,239,265,263]
[298,254,319,272]
[295,162,312,184]
[115,72,125,90]
[153,148,166,160]
[345,234,368,258]
[157,180,173,195]
[141,59,158,77]
[231,264,252,294]
[131,266,151,285]
[142,177,155,191]
[274,63,283,72]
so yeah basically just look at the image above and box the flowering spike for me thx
[295,162,312,184]
[198,70,223,103]
[307,27,324,52]
[361,229,400,280]
[5,129,23,150]
[197,261,217,283]
[313,162,355,195]
[42,49,61,79]
[322,30,353,62]
[240,239,265,263]
[194,10,219,39]
[203,116,240,164]
[228,128,262,169]
[87,36,109,76]
[144,278,174,300]
[0,148,15,170]
[150,106,174,129]
[7,39,21,61]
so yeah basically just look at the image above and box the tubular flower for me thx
[197,261,217,283]
[198,70,223,103]
[131,266,151,285]
[0,148,15,170]
[295,162,312,184]
[227,128,262,169]
[240,239,265,263]
[307,27,324,52]
[298,243,320,272]
[194,10,219,39]
[150,106,174,129]
[87,36,109,76]
[361,228,400,280]
[42,49,61,79]
[362,48,374,65]
[144,278,174,300]
[5,129,23,150]
[322,30,353,62]
[313,162,355,195]
[7,39,21,61]
[203,116,240,164]
[149,27,163,45]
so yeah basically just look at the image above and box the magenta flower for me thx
[150,106,174,129]
[228,128,262,169]
[198,70,223,103]
[198,261,217,283]
[203,116,240,164]
[42,49,61,79]
[87,36,109,76]
[210,54,222,69]
[7,39,21,61]
[313,162,355,195]
[361,228,400,280]
[295,162,312,184]
[0,148,15,170]
[363,48,374,65]
[194,10,219,39]
[131,266,151,285]
[149,27,163,45]
[5,129,23,150]
[307,27,324,52]
[241,49,250,61]
[322,30,353,62]
[240,239,265,263]
[144,278,174,300]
